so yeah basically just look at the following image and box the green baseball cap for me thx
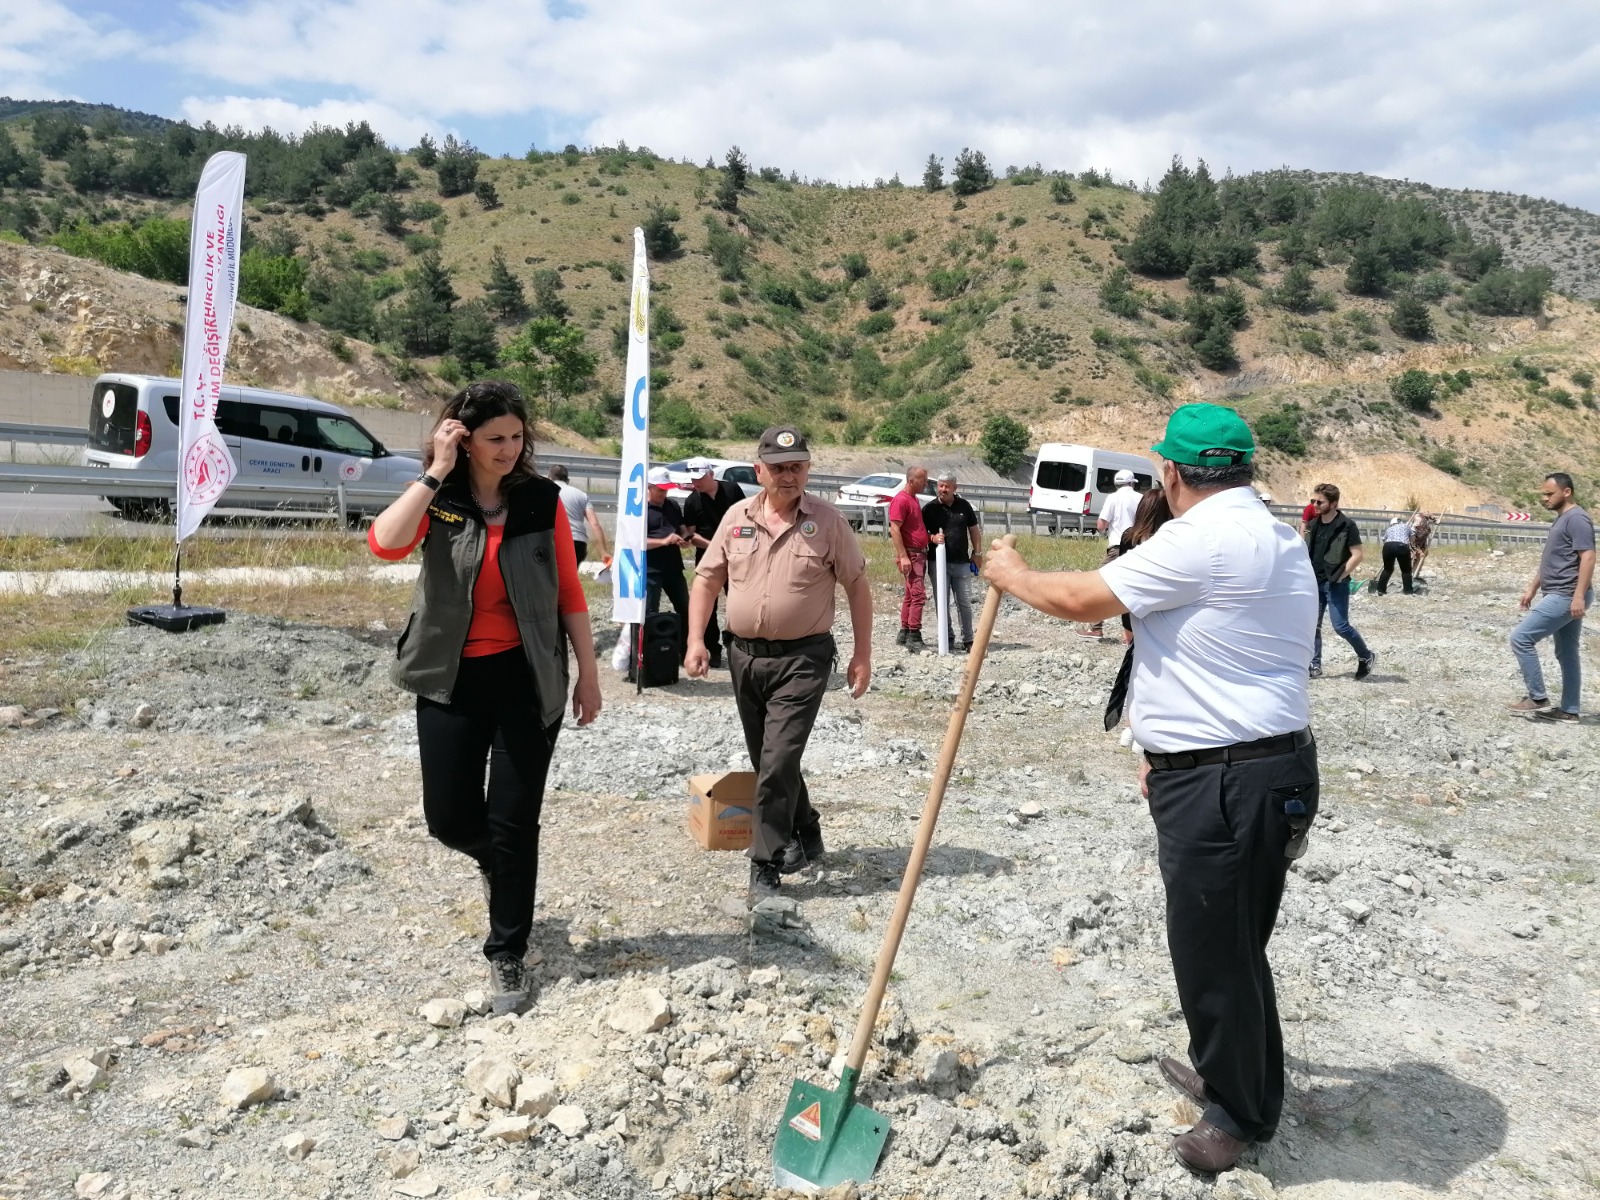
[1151,403,1256,466]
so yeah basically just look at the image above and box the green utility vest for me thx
[391,474,569,728]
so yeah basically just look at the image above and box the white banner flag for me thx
[174,151,247,543]
[611,229,650,625]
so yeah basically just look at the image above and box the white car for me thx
[660,459,760,502]
[835,473,935,506]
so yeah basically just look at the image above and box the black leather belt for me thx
[1145,728,1314,772]
[729,633,835,658]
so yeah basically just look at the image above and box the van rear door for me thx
[87,380,139,457]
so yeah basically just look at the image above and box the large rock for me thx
[482,1115,535,1143]
[513,1076,558,1117]
[546,1105,589,1137]
[64,1057,108,1097]
[279,1133,316,1161]
[375,1115,412,1141]
[603,988,673,1035]
[419,998,467,1028]
[219,1067,275,1110]
[129,821,195,871]
[462,1053,519,1108]
[0,705,25,727]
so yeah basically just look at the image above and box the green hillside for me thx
[3,105,1599,509]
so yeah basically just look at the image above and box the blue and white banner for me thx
[611,228,650,625]
[174,151,247,543]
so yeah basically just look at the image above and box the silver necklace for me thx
[473,492,506,519]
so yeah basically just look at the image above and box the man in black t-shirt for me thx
[1306,482,1375,679]
[682,459,746,667]
[645,467,691,656]
[922,473,982,651]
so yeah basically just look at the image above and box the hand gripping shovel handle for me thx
[842,534,1015,1073]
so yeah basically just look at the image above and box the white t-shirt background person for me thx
[1098,481,1143,549]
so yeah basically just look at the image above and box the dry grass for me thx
[0,530,374,573]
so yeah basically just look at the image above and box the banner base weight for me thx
[126,605,227,633]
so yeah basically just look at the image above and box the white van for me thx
[1028,443,1157,523]
[83,373,421,520]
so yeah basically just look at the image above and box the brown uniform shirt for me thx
[695,490,866,639]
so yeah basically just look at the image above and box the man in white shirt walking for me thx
[984,403,1319,1175]
[549,464,608,564]
[1080,469,1143,640]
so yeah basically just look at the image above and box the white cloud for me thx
[176,95,441,150]
[29,0,1600,206]
[0,1,138,98]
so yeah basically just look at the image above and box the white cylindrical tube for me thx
[935,540,949,655]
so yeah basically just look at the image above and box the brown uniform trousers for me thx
[728,634,832,863]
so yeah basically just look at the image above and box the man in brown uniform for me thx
[686,426,874,897]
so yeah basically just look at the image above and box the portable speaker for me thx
[639,611,681,688]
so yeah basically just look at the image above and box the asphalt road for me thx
[0,493,357,539]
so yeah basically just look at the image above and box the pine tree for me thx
[391,252,457,355]
[1193,320,1238,371]
[483,247,526,320]
[450,300,500,373]
[1388,291,1433,340]
[922,154,944,192]
[1345,243,1389,296]
[951,148,994,196]
[531,269,568,321]
[412,134,438,168]
[642,203,682,259]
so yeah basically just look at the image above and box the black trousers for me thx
[416,649,561,961]
[1373,542,1413,594]
[729,637,831,863]
[573,541,588,565]
[1145,737,1319,1142]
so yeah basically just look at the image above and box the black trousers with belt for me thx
[416,649,561,962]
[1373,542,1413,594]
[729,635,832,863]
[1145,735,1319,1143]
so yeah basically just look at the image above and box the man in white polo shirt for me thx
[984,403,1319,1175]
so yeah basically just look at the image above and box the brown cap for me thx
[756,425,810,464]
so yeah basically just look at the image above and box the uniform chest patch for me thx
[427,504,466,525]
[800,519,818,537]
[731,526,757,539]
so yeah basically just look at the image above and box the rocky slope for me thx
[2,547,1597,1200]
[0,242,438,411]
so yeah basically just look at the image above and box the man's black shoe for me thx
[905,630,925,654]
[779,823,824,874]
[749,860,781,898]
[896,628,908,646]
[799,822,824,862]
[779,838,807,875]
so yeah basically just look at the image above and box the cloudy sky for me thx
[4,0,1599,209]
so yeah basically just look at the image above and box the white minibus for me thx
[1028,443,1157,524]
[83,373,421,520]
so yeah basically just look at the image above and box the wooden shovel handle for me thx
[844,534,1016,1071]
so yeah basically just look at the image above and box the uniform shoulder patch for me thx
[799,519,818,538]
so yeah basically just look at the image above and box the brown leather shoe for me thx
[1159,1056,1207,1103]
[1173,1119,1247,1173]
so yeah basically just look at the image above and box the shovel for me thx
[772,535,1016,1191]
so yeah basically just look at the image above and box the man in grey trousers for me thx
[922,472,982,651]
[1508,471,1594,722]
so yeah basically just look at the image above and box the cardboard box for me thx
[687,771,755,851]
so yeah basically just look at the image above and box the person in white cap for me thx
[1082,469,1144,639]
[682,458,746,668]
[645,466,692,659]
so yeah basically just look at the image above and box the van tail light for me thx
[134,410,152,458]
[1028,487,1035,505]
[1081,491,1091,515]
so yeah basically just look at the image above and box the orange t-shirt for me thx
[368,509,587,658]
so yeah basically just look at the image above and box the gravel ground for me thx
[2,547,1598,1200]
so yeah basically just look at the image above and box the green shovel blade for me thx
[771,1067,890,1191]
